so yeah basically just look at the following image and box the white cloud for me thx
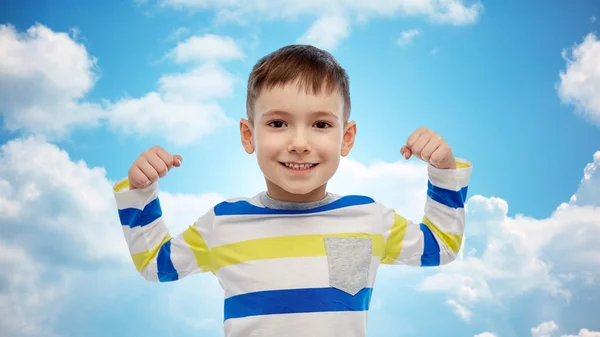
[158,0,483,25]
[0,23,104,137]
[397,29,421,46]
[447,299,472,321]
[0,24,241,145]
[328,157,430,223]
[154,0,482,50]
[532,321,560,337]
[474,333,497,337]
[0,136,226,334]
[0,242,68,337]
[567,151,600,207]
[416,151,600,319]
[167,34,244,63]
[529,321,600,337]
[103,33,243,145]
[562,329,600,337]
[557,33,600,127]
[166,27,191,41]
[297,15,351,51]
[105,62,237,145]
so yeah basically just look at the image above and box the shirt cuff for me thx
[112,177,159,210]
[427,158,472,191]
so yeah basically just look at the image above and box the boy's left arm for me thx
[380,127,472,267]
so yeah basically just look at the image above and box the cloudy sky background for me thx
[1,0,600,336]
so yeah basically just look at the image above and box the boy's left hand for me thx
[400,127,456,169]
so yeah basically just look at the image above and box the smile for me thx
[280,162,319,170]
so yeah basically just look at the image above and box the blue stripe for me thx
[427,181,468,209]
[214,195,375,216]
[420,223,440,266]
[224,287,373,321]
[157,239,178,282]
[118,197,162,228]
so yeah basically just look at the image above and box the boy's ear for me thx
[341,121,356,157]
[240,118,255,154]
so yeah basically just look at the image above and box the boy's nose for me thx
[288,134,311,153]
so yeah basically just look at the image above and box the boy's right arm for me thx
[112,146,213,282]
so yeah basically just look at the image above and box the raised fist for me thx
[128,146,182,190]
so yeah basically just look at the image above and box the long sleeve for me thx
[113,177,214,282]
[380,158,472,267]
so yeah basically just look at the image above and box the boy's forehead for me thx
[255,83,344,119]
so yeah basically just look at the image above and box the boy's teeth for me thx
[285,163,314,170]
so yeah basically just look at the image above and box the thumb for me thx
[172,154,183,167]
[400,146,412,160]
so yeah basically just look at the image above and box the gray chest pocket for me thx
[324,237,372,296]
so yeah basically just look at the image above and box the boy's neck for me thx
[259,189,336,210]
[264,180,328,203]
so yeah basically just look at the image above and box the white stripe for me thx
[223,311,368,337]
[113,179,158,210]
[217,256,381,298]
[122,217,168,254]
[211,203,382,246]
[423,196,465,234]
[231,195,264,207]
[439,250,456,265]
[427,158,472,191]
[379,204,396,243]
[170,234,204,277]
[140,259,159,282]
[397,220,424,264]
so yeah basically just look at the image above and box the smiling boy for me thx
[113,44,472,337]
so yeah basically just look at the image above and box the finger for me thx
[139,158,161,183]
[147,154,169,178]
[430,144,453,168]
[400,146,412,160]
[411,133,431,159]
[154,147,174,170]
[420,138,441,162]
[128,166,149,189]
[406,128,427,148]
[172,154,183,167]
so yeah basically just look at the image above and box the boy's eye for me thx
[314,121,331,129]
[268,121,286,128]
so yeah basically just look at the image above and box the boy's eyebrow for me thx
[262,110,340,119]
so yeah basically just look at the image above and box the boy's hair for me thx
[246,44,351,124]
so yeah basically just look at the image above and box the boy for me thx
[113,44,472,337]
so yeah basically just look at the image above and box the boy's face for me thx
[240,81,356,202]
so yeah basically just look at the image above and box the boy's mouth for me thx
[279,162,319,170]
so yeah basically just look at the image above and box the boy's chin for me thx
[282,182,329,195]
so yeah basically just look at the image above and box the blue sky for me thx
[1,1,600,337]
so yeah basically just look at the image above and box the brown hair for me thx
[246,44,351,124]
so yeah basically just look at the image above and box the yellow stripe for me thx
[211,233,384,271]
[130,233,171,272]
[381,212,408,264]
[114,178,130,192]
[182,225,211,272]
[456,160,470,169]
[422,216,463,253]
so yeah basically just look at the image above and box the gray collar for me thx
[258,191,337,210]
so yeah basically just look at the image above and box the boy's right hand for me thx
[128,146,183,190]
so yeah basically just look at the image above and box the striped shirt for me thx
[113,159,472,337]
